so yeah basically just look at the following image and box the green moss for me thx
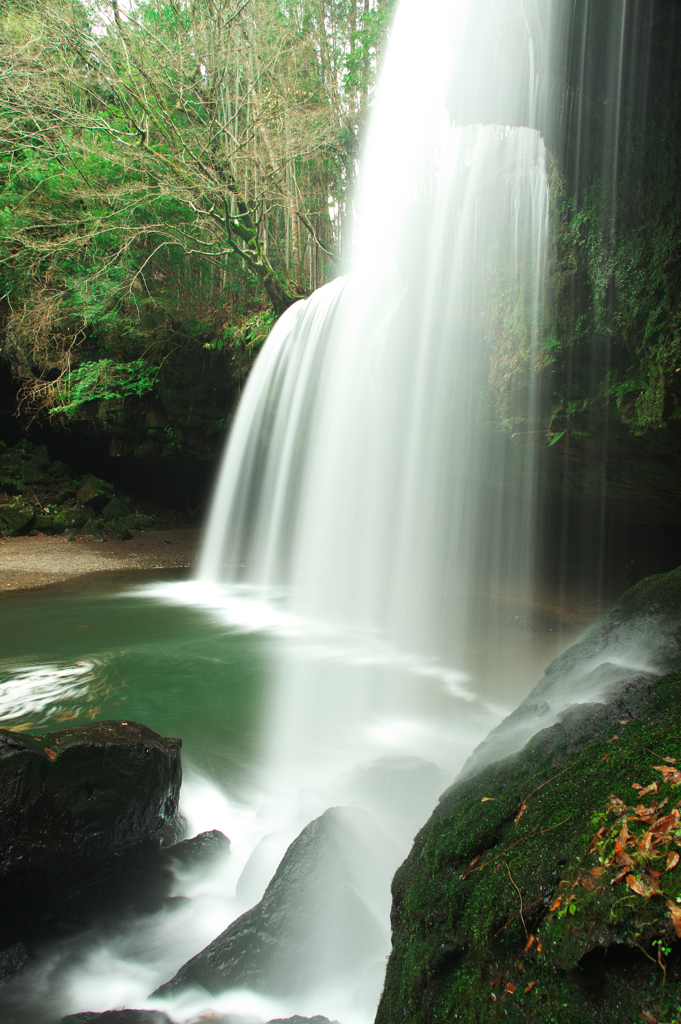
[378,671,681,1023]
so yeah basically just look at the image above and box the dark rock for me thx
[0,721,181,947]
[51,460,75,478]
[155,807,386,998]
[21,460,45,485]
[0,943,32,987]
[168,829,230,867]
[267,1017,339,1024]
[1,499,34,534]
[460,566,681,780]
[102,496,132,522]
[53,504,89,531]
[60,1012,175,1023]
[76,475,114,510]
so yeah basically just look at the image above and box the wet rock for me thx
[267,1017,339,1024]
[460,566,681,780]
[0,943,32,987]
[155,807,387,998]
[60,1012,176,1023]
[0,721,181,947]
[168,829,230,868]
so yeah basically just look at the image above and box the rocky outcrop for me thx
[461,566,681,779]
[154,806,387,998]
[0,440,192,538]
[0,721,181,948]
[377,569,681,1023]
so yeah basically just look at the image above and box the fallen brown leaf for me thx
[650,809,680,836]
[667,851,680,871]
[626,874,653,898]
[469,855,479,867]
[524,934,535,951]
[634,781,658,798]
[505,982,516,995]
[490,972,502,988]
[637,831,654,855]
[514,801,527,825]
[606,735,619,743]
[481,797,495,802]
[524,981,536,994]
[666,900,681,938]
[550,897,562,911]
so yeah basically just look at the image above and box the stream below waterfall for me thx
[0,570,591,1024]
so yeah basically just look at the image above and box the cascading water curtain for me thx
[200,0,553,679]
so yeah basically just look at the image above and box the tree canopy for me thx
[0,0,393,417]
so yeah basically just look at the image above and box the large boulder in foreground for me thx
[377,569,681,1024]
[0,721,181,947]
[155,806,387,998]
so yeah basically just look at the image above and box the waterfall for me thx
[199,0,550,680]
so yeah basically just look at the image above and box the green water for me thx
[0,572,275,795]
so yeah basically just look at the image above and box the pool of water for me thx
[0,572,586,1024]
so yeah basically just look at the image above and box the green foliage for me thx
[50,358,159,417]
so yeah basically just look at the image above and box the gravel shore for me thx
[0,529,201,592]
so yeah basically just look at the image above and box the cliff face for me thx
[484,0,681,525]
[376,569,681,1024]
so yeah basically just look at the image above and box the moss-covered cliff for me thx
[377,568,681,1023]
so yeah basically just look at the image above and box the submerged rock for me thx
[154,806,387,998]
[0,720,181,946]
[60,1012,175,1023]
[377,570,681,1024]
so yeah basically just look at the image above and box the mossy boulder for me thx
[101,495,131,522]
[377,570,681,1024]
[76,474,114,510]
[0,721,182,946]
[0,499,34,534]
[53,503,90,531]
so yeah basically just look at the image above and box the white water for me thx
[24,1,571,1021]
